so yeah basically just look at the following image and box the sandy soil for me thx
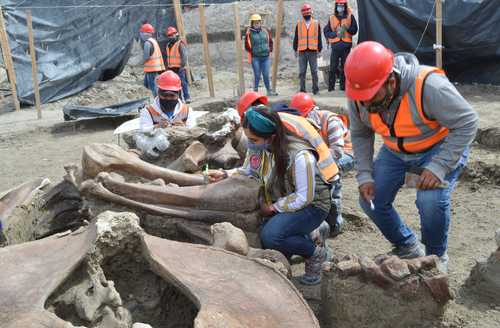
[1,57,500,328]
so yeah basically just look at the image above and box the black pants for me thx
[329,42,352,90]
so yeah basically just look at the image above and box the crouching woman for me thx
[209,106,331,285]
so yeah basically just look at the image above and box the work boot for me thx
[267,90,278,96]
[299,245,328,285]
[437,252,449,274]
[388,242,425,259]
[185,98,192,104]
[310,221,330,247]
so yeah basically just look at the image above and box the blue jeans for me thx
[144,71,159,97]
[177,68,190,101]
[359,144,469,257]
[251,56,271,92]
[260,205,328,258]
[326,179,343,229]
[338,152,355,173]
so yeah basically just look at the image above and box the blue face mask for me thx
[248,141,270,151]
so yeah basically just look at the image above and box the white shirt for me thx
[139,98,195,133]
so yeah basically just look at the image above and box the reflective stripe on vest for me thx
[144,38,165,72]
[245,28,270,64]
[297,18,319,51]
[278,112,339,181]
[328,8,353,44]
[147,103,189,125]
[365,66,449,153]
[167,40,182,68]
[316,110,352,152]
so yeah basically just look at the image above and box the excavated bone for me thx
[208,138,241,169]
[0,211,319,327]
[475,127,500,149]
[82,143,204,186]
[96,171,260,212]
[168,141,208,173]
[210,222,249,256]
[465,229,500,303]
[232,127,248,159]
[247,248,292,278]
[321,255,452,328]
[80,180,260,232]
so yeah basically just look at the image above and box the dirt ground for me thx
[1,58,500,327]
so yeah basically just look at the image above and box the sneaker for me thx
[388,242,425,259]
[267,91,278,96]
[309,221,330,247]
[185,98,192,104]
[299,246,327,285]
[437,252,449,274]
[313,90,319,95]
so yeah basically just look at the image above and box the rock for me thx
[380,256,411,281]
[247,248,292,278]
[210,222,249,256]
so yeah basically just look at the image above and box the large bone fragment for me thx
[167,141,208,173]
[96,172,260,212]
[80,180,260,232]
[82,143,204,186]
[208,138,241,169]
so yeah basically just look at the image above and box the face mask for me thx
[366,84,394,114]
[160,99,178,112]
[139,32,151,42]
[336,5,345,14]
[248,141,271,151]
[303,15,312,20]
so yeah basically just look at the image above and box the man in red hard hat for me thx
[290,92,353,236]
[165,26,191,103]
[323,0,357,92]
[293,4,322,95]
[139,23,165,97]
[344,41,478,272]
[139,70,194,132]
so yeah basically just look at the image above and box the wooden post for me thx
[233,2,245,96]
[172,0,192,84]
[435,0,443,68]
[27,10,42,119]
[199,3,215,97]
[271,0,284,92]
[0,6,21,112]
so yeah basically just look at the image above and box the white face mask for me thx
[336,5,345,13]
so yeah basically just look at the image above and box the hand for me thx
[359,182,375,202]
[259,202,276,217]
[416,169,442,190]
[207,169,227,183]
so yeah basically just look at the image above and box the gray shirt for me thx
[348,53,478,185]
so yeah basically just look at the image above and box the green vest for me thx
[250,29,270,58]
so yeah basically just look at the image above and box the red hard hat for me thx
[301,4,312,14]
[166,26,178,36]
[290,92,315,117]
[140,23,155,34]
[335,0,348,4]
[237,91,269,119]
[344,41,394,101]
[156,70,182,92]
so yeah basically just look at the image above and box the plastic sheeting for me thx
[357,0,500,85]
[1,0,175,105]
[62,97,148,121]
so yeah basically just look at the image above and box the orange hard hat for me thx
[237,91,269,119]
[344,41,394,101]
[290,92,315,117]
[140,23,155,34]
[301,3,312,14]
[156,70,182,92]
[335,0,348,4]
[166,26,178,36]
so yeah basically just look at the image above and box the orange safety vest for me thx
[316,110,352,152]
[245,28,271,64]
[278,112,339,181]
[297,18,319,51]
[362,66,449,153]
[147,103,189,126]
[166,40,182,68]
[328,8,353,44]
[144,38,165,73]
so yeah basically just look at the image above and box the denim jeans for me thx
[359,144,469,257]
[298,51,319,93]
[260,204,328,258]
[338,152,355,173]
[177,68,190,101]
[326,179,343,229]
[143,71,159,97]
[251,56,271,92]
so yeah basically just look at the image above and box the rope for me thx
[413,0,437,54]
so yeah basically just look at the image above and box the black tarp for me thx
[62,97,148,121]
[357,0,500,85]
